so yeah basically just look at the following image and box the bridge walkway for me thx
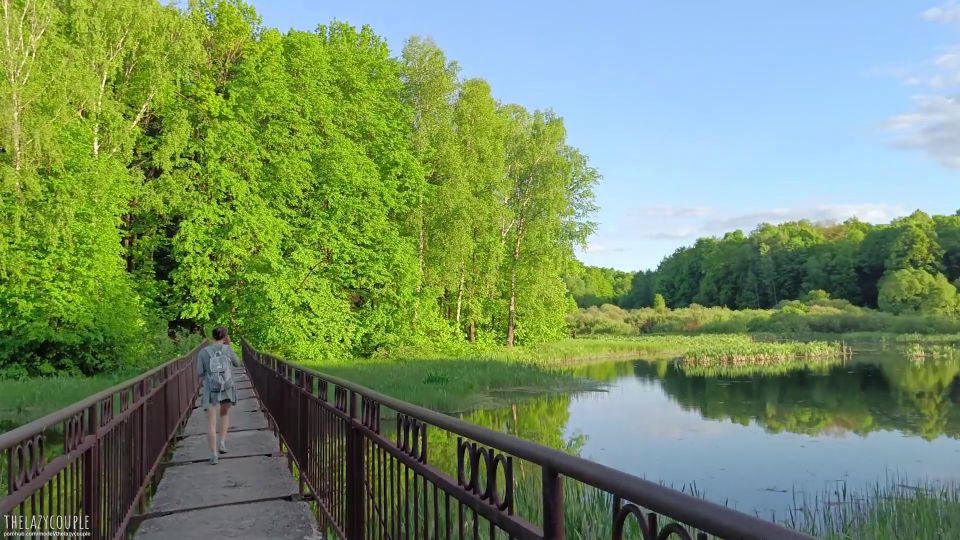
[134,368,321,540]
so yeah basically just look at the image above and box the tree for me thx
[452,78,508,342]
[564,262,633,307]
[935,214,960,282]
[622,270,655,308]
[877,269,960,315]
[887,223,942,274]
[501,107,597,346]
[400,36,462,336]
[652,293,667,312]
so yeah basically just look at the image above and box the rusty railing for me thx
[0,343,205,539]
[242,340,813,540]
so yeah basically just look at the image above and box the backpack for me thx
[207,346,233,393]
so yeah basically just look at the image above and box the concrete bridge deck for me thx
[134,370,321,540]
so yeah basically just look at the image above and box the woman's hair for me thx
[212,326,229,341]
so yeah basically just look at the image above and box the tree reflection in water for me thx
[637,354,960,441]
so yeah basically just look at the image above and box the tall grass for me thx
[0,372,142,429]
[0,333,200,429]
[678,336,843,365]
[904,342,960,360]
[568,301,960,338]
[300,335,841,413]
[299,357,601,413]
[678,357,841,378]
[787,478,960,539]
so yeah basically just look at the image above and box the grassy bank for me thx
[569,300,960,338]
[787,479,960,539]
[0,371,143,430]
[0,335,201,429]
[294,335,842,412]
[305,356,600,413]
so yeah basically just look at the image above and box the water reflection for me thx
[461,354,960,518]
[641,355,960,440]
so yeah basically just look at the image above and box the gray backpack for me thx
[207,346,233,393]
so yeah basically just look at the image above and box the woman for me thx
[196,326,241,465]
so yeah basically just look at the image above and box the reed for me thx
[786,478,960,539]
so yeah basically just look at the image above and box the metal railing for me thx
[242,340,813,540]
[0,343,205,539]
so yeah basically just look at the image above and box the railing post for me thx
[298,372,309,497]
[138,381,147,514]
[83,404,100,540]
[542,466,564,540]
[345,390,365,538]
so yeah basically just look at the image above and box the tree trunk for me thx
[506,222,524,347]
[455,269,465,324]
[506,264,517,347]
[9,91,20,171]
[468,321,476,343]
[417,200,426,290]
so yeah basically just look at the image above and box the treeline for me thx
[0,0,597,376]
[570,211,960,315]
[567,296,960,337]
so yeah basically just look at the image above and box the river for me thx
[459,352,960,520]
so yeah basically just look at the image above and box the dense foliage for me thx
[570,211,960,315]
[567,294,960,337]
[0,0,597,376]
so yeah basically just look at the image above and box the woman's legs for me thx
[219,402,232,447]
[206,404,218,455]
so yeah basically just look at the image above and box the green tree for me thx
[452,78,508,342]
[401,36,462,339]
[877,269,960,315]
[501,107,597,346]
[622,270,656,308]
[887,223,942,274]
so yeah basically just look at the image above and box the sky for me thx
[248,0,960,271]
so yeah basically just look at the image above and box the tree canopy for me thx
[0,0,598,376]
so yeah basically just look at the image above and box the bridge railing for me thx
[0,343,205,539]
[242,340,813,540]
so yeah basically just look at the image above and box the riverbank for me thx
[0,336,199,428]
[0,371,143,429]
[568,301,960,338]
[296,335,843,412]
[2,331,945,427]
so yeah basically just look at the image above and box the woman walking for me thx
[196,326,241,465]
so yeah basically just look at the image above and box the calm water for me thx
[464,353,960,519]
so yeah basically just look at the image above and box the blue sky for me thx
[248,0,960,271]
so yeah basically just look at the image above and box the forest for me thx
[569,210,960,316]
[0,0,598,377]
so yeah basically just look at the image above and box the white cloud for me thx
[631,205,713,219]
[641,230,701,240]
[628,203,908,242]
[923,1,960,24]
[884,4,960,166]
[583,242,625,254]
[935,52,960,68]
[702,204,908,233]
[888,95,960,168]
